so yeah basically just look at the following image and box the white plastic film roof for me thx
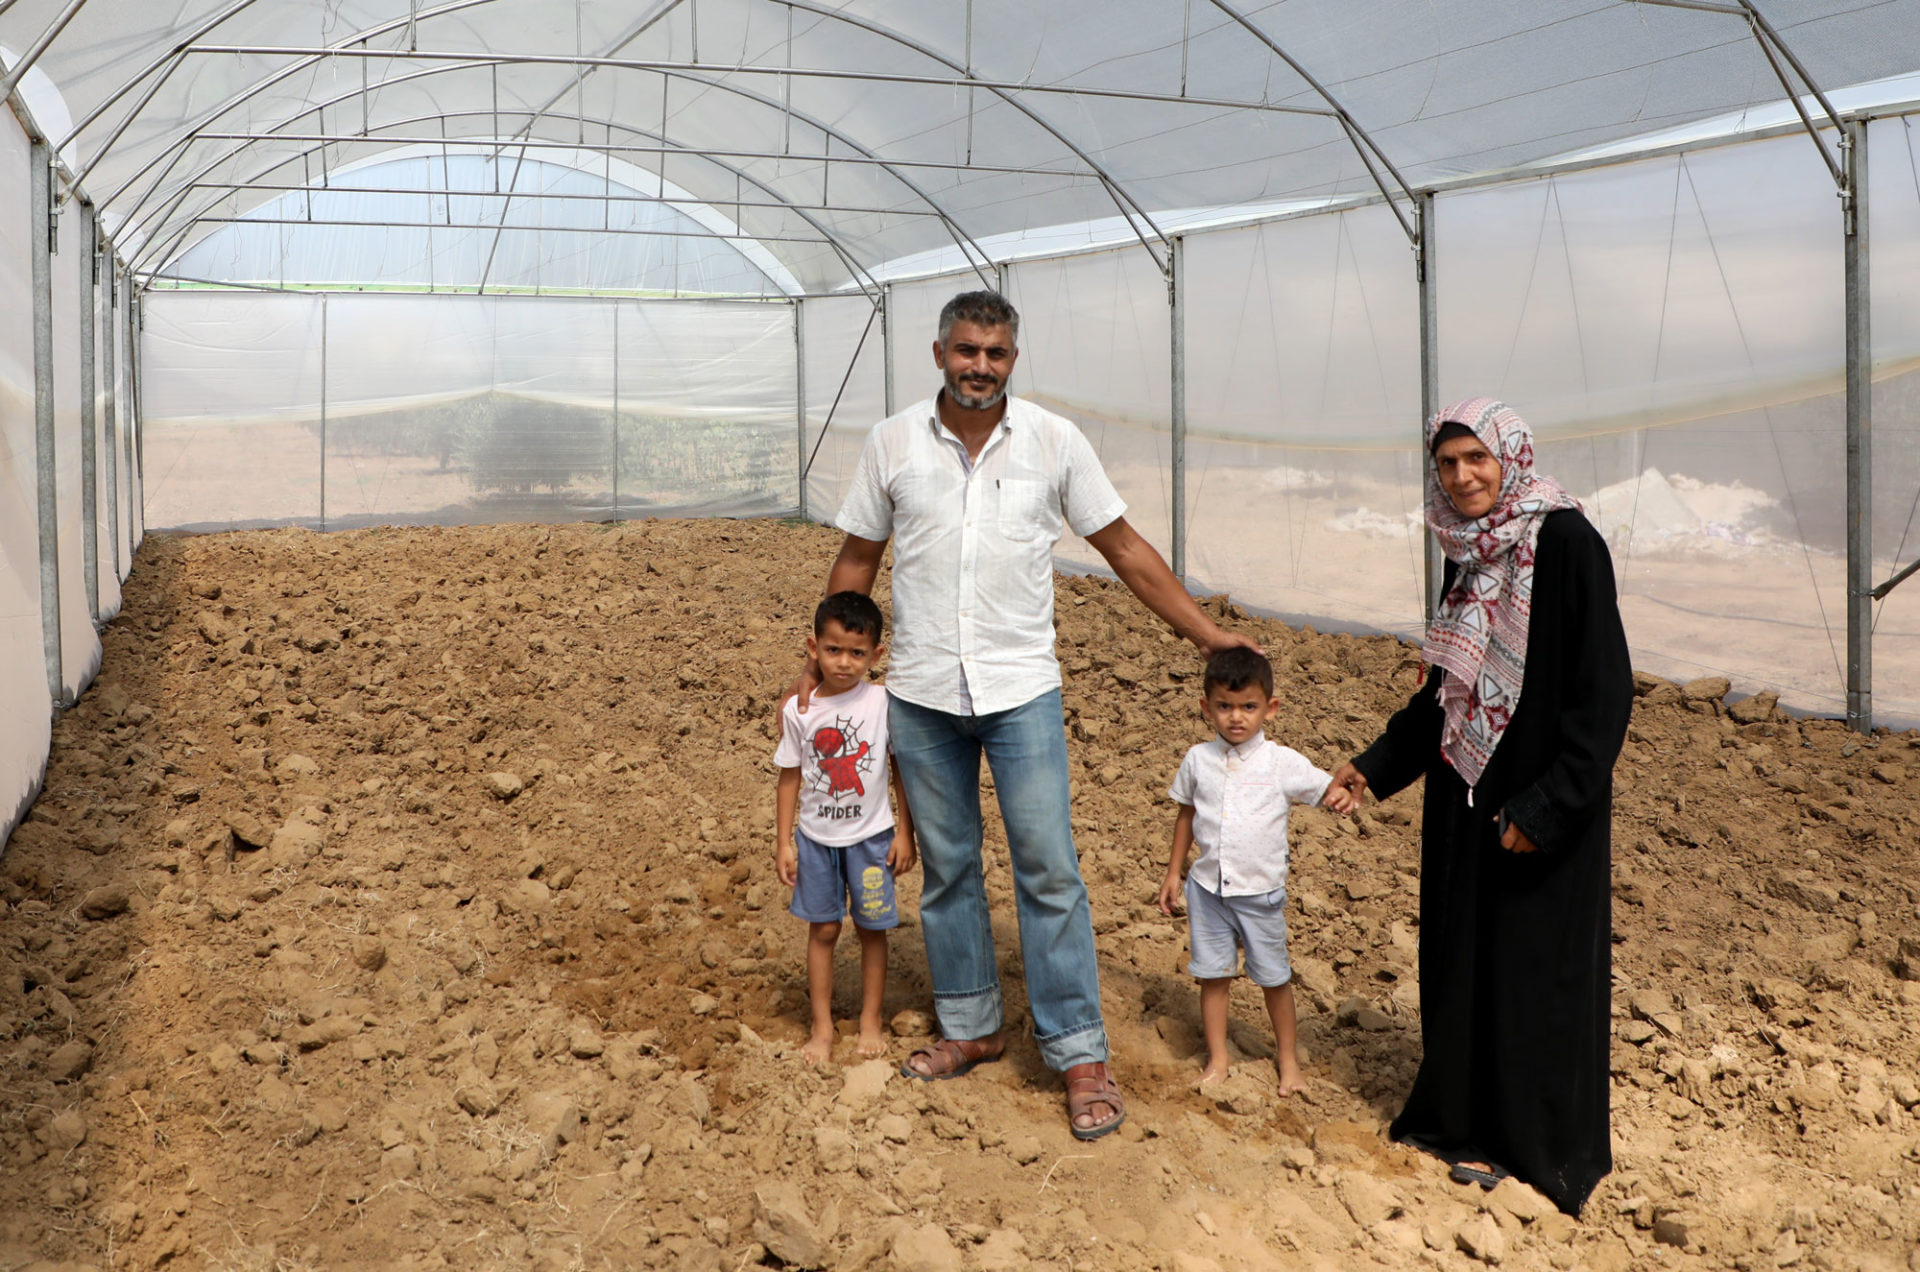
[7,0,1920,294]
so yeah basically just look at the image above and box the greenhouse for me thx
[7,0,1920,831]
[4,3,1920,1265]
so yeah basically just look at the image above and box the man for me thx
[808,290,1251,1139]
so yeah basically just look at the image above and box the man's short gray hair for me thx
[937,290,1020,346]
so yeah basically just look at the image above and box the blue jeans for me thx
[887,689,1108,1071]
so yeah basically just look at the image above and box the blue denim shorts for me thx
[789,827,899,929]
[1185,874,1292,987]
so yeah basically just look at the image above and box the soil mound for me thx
[1,519,1916,1271]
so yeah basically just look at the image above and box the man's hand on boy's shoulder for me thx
[784,655,823,713]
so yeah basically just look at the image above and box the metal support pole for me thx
[881,283,896,416]
[78,200,99,624]
[795,298,808,520]
[1169,235,1187,582]
[1844,120,1872,732]
[121,270,141,549]
[32,138,64,705]
[131,289,144,534]
[1417,192,1444,624]
[994,262,1010,298]
[611,303,621,521]
[102,250,120,581]
[319,293,329,532]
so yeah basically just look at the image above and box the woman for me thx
[1327,397,1631,1216]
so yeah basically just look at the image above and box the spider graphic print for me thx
[808,715,875,801]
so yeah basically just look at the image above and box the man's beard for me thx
[945,371,1007,412]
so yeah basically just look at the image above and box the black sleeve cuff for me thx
[1505,784,1570,852]
[1351,743,1404,802]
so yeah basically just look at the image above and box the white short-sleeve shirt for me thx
[774,680,896,846]
[1168,735,1332,898]
[835,396,1126,716]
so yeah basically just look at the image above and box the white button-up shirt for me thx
[835,395,1126,716]
[1168,735,1332,898]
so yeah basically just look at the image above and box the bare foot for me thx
[1198,1055,1230,1086]
[1276,1060,1306,1097]
[801,1029,835,1065]
[855,1027,888,1059]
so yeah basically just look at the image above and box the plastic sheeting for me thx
[1436,132,1874,716]
[1183,204,1425,635]
[12,1,1920,293]
[799,294,885,522]
[1007,248,1173,574]
[1868,115,1920,722]
[1,112,52,842]
[0,106,142,850]
[52,196,102,701]
[796,126,1920,724]
[141,291,799,530]
[89,251,123,625]
[112,273,141,566]
[167,153,794,296]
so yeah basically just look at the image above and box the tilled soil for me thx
[1,518,1917,1272]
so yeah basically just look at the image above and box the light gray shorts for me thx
[1185,874,1292,987]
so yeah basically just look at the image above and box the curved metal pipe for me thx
[90,12,997,288]
[774,0,1174,274]
[106,62,989,295]
[127,108,885,296]
[115,48,1024,295]
[1200,0,1420,245]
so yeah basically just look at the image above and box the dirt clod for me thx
[0,520,1912,1271]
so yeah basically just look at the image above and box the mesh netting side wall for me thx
[141,292,799,530]
[1868,116,1920,723]
[1435,133,1872,716]
[141,290,325,530]
[1005,248,1172,574]
[800,295,886,522]
[612,298,798,519]
[1182,204,1425,636]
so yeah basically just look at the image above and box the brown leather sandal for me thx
[899,1034,1005,1082]
[1064,1061,1126,1140]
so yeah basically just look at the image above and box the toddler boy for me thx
[775,591,917,1064]
[1157,647,1357,1091]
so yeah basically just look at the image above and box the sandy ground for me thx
[1,518,1917,1272]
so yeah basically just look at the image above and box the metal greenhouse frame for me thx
[6,0,1920,844]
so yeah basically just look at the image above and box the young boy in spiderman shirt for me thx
[774,591,917,1064]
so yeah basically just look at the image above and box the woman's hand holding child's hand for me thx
[1320,783,1360,815]
[1322,762,1367,815]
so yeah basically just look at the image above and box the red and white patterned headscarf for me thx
[1422,398,1580,789]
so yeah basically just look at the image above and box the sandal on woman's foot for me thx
[1449,1162,1510,1189]
[1064,1061,1126,1141]
[899,1034,1004,1082]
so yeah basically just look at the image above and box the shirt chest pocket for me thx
[994,477,1057,542]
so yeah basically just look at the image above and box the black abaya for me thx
[1351,508,1632,1216]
